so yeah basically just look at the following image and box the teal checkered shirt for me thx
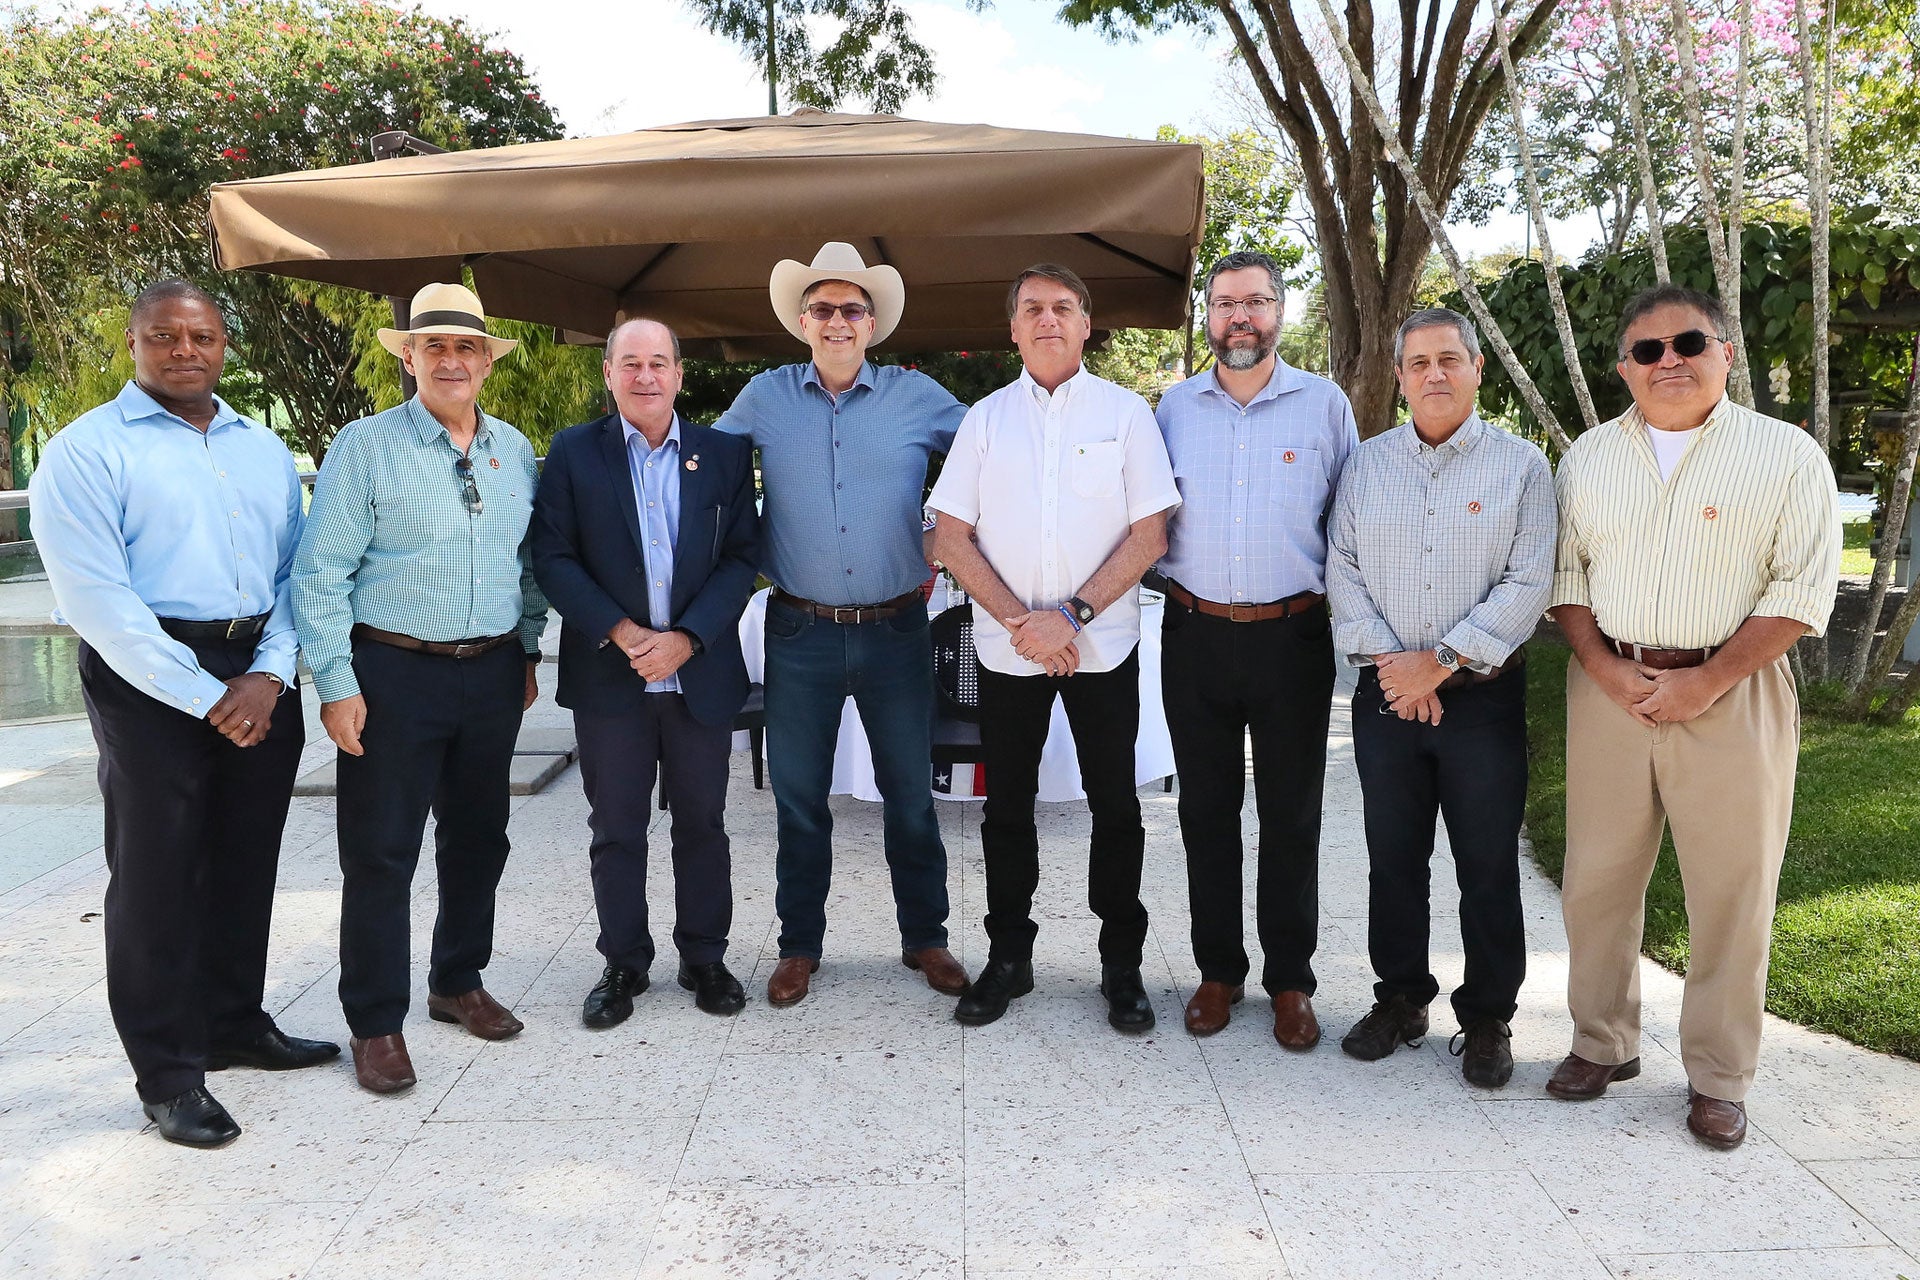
[293,398,548,702]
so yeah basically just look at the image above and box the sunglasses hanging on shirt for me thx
[453,456,484,515]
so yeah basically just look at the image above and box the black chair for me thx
[929,605,987,794]
[658,681,769,811]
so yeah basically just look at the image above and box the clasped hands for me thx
[609,618,694,684]
[1005,607,1080,678]
[206,672,282,747]
[1372,650,1448,724]
[1592,655,1724,727]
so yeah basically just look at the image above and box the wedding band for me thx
[242,719,254,727]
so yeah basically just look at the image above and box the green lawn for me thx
[1524,643,1920,1060]
[1841,518,1875,576]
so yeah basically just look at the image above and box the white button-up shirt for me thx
[928,366,1181,675]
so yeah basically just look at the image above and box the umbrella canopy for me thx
[207,111,1206,358]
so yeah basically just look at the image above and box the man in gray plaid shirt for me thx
[1325,307,1555,1088]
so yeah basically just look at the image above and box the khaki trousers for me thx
[1561,653,1799,1102]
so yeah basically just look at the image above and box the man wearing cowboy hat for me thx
[714,242,971,1008]
[294,282,548,1094]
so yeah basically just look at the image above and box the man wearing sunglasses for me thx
[30,279,337,1147]
[1547,284,1839,1148]
[1326,308,1555,1088]
[294,282,548,1095]
[1154,250,1359,1050]
[713,243,971,1009]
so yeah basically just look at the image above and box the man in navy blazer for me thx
[532,319,760,1025]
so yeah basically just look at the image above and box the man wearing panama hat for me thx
[714,242,971,1008]
[294,282,548,1094]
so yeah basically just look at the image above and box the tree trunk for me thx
[1796,0,1832,451]
[1492,4,1599,435]
[0,387,15,543]
[1666,0,1757,406]
[1607,0,1670,282]
[1304,0,1573,454]
[1846,342,1920,703]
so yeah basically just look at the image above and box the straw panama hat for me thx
[768,242,906,346]
[377,282,520,359]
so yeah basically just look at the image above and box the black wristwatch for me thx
[1066,596,1096,626]
[525,650,542,665]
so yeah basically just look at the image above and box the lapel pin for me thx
[489,457,500,469]
[1467,500,1482,514]
[1703,505,1719,520]
[686,454,699,471]
[1282,450,1297,463]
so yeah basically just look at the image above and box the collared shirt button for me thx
[230,510,239,517]
[219,470,227,477]
[657,581,665,587]
[147,673,156,680]
[1427,509,1434,515]
[237,552,245,560]
[192,697,201,705]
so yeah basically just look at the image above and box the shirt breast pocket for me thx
[1268,445,1324,507]
[1070,440,1125,498]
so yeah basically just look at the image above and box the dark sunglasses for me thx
[1626,329,1725,366]
[453,456,483,515]
[805,301,873,323]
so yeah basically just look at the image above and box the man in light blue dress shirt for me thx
[294,283,546,1095]
[30,280,338,1148]
[1156,251,1359,1050]
[714,242,971,1008]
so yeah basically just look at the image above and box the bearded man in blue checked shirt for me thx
[30,279,339,1148]
[1326,308,1555,1088]
[293,283,548,1095]
[713,242,971,1009]
[1156,251,1359,1049]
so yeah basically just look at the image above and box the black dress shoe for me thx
[583,964,648,1029]
[1099,966,1156,1033]
[954,958,1033,1026]
[1341,993,1430,1061]
[206,1025,341,1072]
[1451,1018,1515,1088]
[678,961,746,1016]
[141,1086,241,1149]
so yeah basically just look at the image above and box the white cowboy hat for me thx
[376,282,520,359]
[768,242,905,346]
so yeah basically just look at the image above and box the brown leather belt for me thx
[158,612,271,642]
[1439,648,1527,689]
[1164,580,1326,622]
[1604,634,1716,670]
[352,623,518,659]
[772,588,923,625]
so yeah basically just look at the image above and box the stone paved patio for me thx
[2,661,1918,1279]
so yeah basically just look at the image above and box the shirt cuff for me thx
[176,668,234,719]
[1548,571,1591,611]
[1752,583,1834,638]
[1126,490,1182,524]
[1334,618,1402,665]
[1440,621,1520,671]
[310,658,361,703]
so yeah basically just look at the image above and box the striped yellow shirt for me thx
[1550,396,1839,649]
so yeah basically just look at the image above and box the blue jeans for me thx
[763,596,949,959]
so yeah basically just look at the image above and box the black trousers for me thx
[336,638,524,1038]
[79,637,303,1104]
[1351,665,1529,1022]
[575,694,733,973]
[978,649,1148,967]
[1161,602,1333,995]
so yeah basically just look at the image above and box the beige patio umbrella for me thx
[207,111,1205,358]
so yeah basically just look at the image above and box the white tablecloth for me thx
[738,586,1174,802]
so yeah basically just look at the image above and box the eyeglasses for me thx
[453,456,483,515]
[805,301,873,323]
[1625,329,1726,366]
[1208,296,1279,318]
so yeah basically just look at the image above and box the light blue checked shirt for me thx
[29,381,303,716]
[714,360,964,605]
[293,398,547,703]
[623,413,682,693]
[1156,359,1360,601]
[1327,414,1556,670]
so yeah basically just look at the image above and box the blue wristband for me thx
[1057,603,1083,633]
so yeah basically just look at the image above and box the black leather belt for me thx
[772,588,923,624]
[352,623,518,659]
[158,613,270,642]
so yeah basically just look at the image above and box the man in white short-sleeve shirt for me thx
[930,263,1181,1033]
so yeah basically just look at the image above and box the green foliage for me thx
[1449,213,1918,449]
[1527,641,1920,1060]
[1832,0,1920,219]
[681,0,942,113]
[2,0,565,459]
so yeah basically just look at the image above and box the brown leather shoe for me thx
[1545,1052,1642,1100]
[426,987,524,1040]
[902,947,969,996]
[766,956,819,1007]
[1184,981,1244,1036]
[349,1034,416,1094]
[1270,990,1321,1050]
[1687,1091,1748,1149]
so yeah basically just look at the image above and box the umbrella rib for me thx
[615,244,682,300]
[1074,233,1186,283]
